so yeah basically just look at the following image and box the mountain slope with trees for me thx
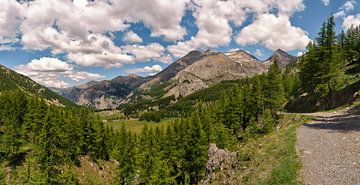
[286,16,360,112]
[0,65,75,107]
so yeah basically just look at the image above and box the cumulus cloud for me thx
[0,0,185,68]
[1,0,309,67]
[343,14,360,30]
[123,43,165,61]
[109,0,187,41]
[168,0,307,57]
[322,0,330,6]
[0,0,23,43]
[15,57,104,88]
[342,0,356,12]
[126,65,163,75]
[334,0,356,18]
[123,31,143,43]
[68,52,134,68]
[236,14,310,51]
[22,57,73,72]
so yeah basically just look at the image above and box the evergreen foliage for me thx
[2,15,357,184]
[0,90,110,184]
[299,16,350,95]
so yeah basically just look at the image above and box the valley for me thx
[56,49,295,110]
[0,1,359,184]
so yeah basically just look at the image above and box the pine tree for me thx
[116,124,136,185]
[0,90,27,159]
[264,58,285,115]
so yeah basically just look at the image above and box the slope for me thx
[0,64,75,107]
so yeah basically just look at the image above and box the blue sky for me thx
[0,0,359,88]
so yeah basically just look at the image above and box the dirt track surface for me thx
[296,111,360,185]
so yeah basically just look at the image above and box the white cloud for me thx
[334,11,346,18]
[1,0,309,67]
[168,0,306,57]
[110,0,188,41]
[236,14,310,51]
[15,57,104,88]
[342,0,356,12]
[334,0,356,18]
[123,43,165,61]
[123,31,143,43]
[0,0,185,68]
[343,14,360,30]
[0,45,15,51]
[296,51,304,57]
[65,71,104,82]
[126,65,163,75]
[0,0,23,42]
[322,0,330,6]
[255,49,263,57]
[68,52,134,68]
[23,57,73,72]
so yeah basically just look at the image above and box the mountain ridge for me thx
[0,64,75,107]
[53,49,297,109]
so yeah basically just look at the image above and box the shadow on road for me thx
[304,114,360,132]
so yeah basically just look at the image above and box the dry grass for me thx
[104,117,176,133]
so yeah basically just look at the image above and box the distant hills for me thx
[0,64,75,107]
[54,49,297,109]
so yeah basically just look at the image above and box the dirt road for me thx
[296,111,360,185]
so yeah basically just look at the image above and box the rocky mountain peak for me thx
[225,49,259,63]
[266,49,296,68]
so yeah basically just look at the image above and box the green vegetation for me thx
[0,65,75,107]
[238,114,311,184]
[1,15,359,185]
[287,16,360,112]
[105,117,175,133]
[0,90,111,184]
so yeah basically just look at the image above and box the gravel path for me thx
[296,111,360,185]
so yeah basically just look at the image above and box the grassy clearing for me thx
[236,113,312,185]
[76,156,117,185]
[104,117,176,133]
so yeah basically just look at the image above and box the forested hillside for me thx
[0,16,359,184]
[0,60,290,184]
[287,16,360,112]
[0,65,75,107]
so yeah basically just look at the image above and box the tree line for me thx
[0,90,111,184]
[299,16,359,95]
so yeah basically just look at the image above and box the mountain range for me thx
[4,49,296,110]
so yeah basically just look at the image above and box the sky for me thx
[0,0,359,88]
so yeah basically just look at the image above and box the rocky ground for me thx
[297,110,360,185]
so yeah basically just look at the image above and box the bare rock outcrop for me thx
[203,143,237,185]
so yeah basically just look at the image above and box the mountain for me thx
[164,50,267,97]
[55,49,296,109]
[0,64,75,107]
[56,74,151,109]
[264,49,297,69]
[139,50,203,90]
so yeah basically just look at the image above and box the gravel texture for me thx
[297,111,360,185]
